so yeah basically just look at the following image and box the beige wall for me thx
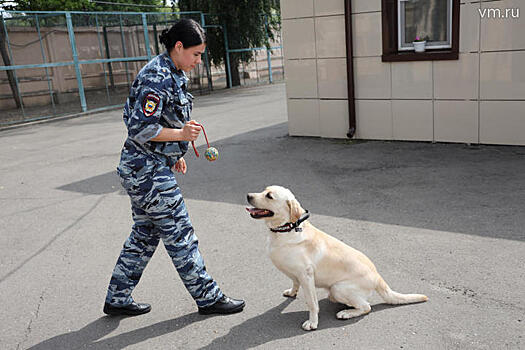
[282,0,525,146]
[282,0,349,138]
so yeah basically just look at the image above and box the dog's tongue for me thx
[246,207,269,215]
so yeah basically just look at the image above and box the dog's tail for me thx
[375,276,428,305]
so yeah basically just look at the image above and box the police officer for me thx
[103,18,245,316]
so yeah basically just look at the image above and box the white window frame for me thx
[397,0,453,51]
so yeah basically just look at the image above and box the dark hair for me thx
[159,18,206,51]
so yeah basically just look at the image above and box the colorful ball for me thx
[205,147,218,161]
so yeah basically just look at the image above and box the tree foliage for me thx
[3,0,170,26]
[177,0,280,86]
[4,0,168,12]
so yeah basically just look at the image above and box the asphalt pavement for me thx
[1,83,524,349]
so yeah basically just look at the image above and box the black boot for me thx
[103,301,151,316]
[198,295,245,315]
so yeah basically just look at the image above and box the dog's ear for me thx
[287,199,303,222]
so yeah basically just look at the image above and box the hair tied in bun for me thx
[159,19,205,51]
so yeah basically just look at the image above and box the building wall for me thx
[282,0,525,145]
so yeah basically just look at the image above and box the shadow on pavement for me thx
[27,312,202,350]
[198,299,408,350]
[58,172,124,196]
[57,123,525,242]
[27,299,405,350]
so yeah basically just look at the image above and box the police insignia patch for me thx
[143,93,160,117]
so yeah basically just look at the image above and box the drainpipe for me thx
[344,0,356,138]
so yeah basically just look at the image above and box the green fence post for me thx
[223,24,232,89]
[264,15,273,84]
[119,14,131,90]
[95,14,111,103]
[102,25,115,89]
[142,13,151,61]
[1,15,24,113]
[200,13,212,91]
[153,23,159,55]
[35,14,56,115]
[66,12,87,112]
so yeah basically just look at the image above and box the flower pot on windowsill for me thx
[413,41,426,53]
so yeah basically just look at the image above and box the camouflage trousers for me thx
[105,163,223,307]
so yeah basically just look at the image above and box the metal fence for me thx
[0,10,283,127]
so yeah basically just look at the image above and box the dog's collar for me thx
[270,210,310,233]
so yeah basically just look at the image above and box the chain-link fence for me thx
[1,10,283,127]
[228,15,284,89]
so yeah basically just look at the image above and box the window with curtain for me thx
[398,0,452,50]
[381,0,459,62]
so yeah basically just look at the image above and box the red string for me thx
[190,122,210,157]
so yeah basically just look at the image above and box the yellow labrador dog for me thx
[246,185,428,331]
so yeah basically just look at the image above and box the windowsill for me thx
[382,50,459,62]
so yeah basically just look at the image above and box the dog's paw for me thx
[302,320,318,331]
[283,288,298,298]
[336,309,359,319]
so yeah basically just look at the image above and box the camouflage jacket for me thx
[120,52,193,171]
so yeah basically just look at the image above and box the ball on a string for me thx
[205,147,219,161]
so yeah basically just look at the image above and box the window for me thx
[382,0,459,62]
[398,0,452,51]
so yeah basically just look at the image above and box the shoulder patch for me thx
[142,93,160,117]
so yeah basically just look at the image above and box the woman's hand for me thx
[181,120,201,141]
[173,157,187,174]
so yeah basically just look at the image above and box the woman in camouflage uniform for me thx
[103,18,245,316]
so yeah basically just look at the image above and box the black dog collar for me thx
[270,210,310,233]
